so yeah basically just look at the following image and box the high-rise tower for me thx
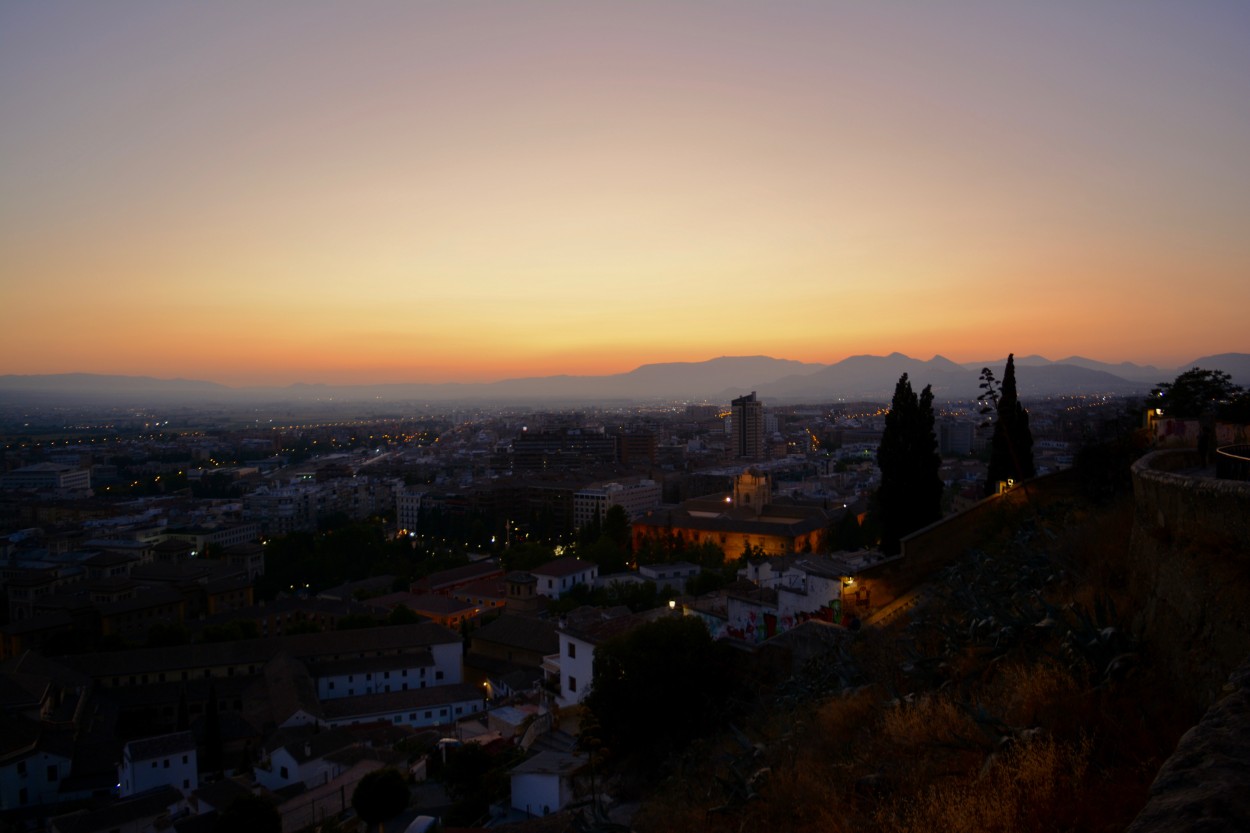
[730,391,764,460]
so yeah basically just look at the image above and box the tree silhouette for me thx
[585,616,740,771]
[351,768,409,833]
[1152,367,1242,418]
[984,354,1036,496]
[876,374,943,555]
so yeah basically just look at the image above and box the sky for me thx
[2,2,1248,386]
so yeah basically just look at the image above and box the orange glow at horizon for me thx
[2,2,1248,387]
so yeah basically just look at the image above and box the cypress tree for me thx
[876,374,944,555]
[985,354,1036,495]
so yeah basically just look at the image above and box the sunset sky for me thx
[2,2,1248,386]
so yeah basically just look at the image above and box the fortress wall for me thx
[1128,451,1250,833]
[1127,450,1250,709]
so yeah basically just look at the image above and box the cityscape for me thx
[3,2,1250,833]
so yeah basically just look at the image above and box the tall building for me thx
[731,392,765,460]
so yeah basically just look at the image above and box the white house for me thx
[0,745,74,811]
[551,607,655,707]
[637,561,701,593]
[509,752,585,817]
[530,558,598,600]
[726,556,849,643]
[312,654,443,700]
[118,731,197,797]
[253,728,359,792]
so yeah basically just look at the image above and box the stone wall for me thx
[1127,450,1250,709]
[1128,451,1250,832]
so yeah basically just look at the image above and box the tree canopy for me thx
[351,768,409,833]
[1152,367,1245,419]
[584,616,742,772]
[876,373,943,555]
[984,354,1036,495]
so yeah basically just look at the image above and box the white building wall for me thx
[429,641,463,684]
[0,752,73,811]
[555,632,596,707]
[511,773,569,817]
[119,747,197,797]
[534,565,598,599]
[324,695,484,729]
[316,663,433,700]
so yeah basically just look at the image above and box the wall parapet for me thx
[1129,449,1250,832]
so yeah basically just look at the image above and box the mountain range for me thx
[2,353,1248,408]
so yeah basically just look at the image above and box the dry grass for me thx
[628,492,1194,833]
[879,736,1092,833]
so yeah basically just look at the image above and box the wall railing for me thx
[1215,444,1250,481]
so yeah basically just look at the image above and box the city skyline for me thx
[3,2,1249,386]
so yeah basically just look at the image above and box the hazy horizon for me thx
[3,2,1248,386]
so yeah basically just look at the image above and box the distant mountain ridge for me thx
[1,353,1246,407]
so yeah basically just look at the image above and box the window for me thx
[47,764,58,782]
[182,755,188,764]
[16,761,25,777]
[183,779,190,788]
[435,670,444,680]
[280,766,288,779]
[151,762,158,769]
[328,681,335,690]
[424,711,432,718]
[567,643,576,658]
[163,759,170,769]
[568,676,577,692]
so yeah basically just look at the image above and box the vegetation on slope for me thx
[625,489,1196,833]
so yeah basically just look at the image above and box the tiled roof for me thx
[508,750,585,776]
[319,683,484,720]
[65,622,461,679]
[310,651,433,677]
[470,614,558,655]
[530,557,594,579]
[127,730,195,761]
[415,560,503,590]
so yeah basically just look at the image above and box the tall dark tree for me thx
[875,373,944,555]
[984,354,1036,495]
[601,504,631,549]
